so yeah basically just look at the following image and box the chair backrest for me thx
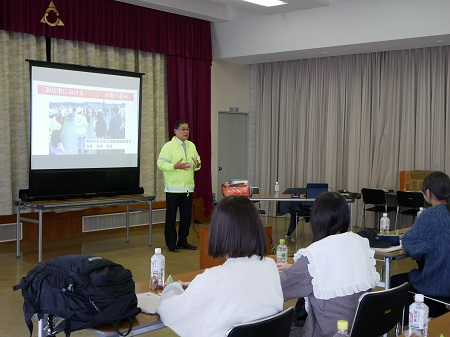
[361,188,387,205]
[396,191,424,208]
[225,307,294,337]
[350,282,409,337]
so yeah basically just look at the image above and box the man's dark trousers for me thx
[165,192,193,248]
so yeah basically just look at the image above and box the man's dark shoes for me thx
[168,246,179,252]
[177,242,197,250]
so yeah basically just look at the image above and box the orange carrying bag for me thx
[221,180,251,197]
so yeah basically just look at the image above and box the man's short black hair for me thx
[174,120,189,129]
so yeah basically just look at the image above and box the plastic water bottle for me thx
[416,207,424,218]
[408,294,429,337]
[150,248,165,290]
[276,239,288,263]
[332,320,350,337]
[274,181,280,196]
[379,213,390,235]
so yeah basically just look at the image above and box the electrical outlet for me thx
[229,107,239,112]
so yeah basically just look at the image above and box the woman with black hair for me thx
[278,192,380,337]
[157,196,283,337]
[391,171,450,318]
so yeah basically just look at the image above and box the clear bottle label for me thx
[380,217,390,234]
[409,307,427,329]
[276,245,287,263]
[277,250,286,260]
[150,272,159,290]
[150,255,165,290]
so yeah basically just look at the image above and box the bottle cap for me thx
[155,248,162,254]
[279,239,285,244]
[383,213,387,217]
[337,320,348,331]
[414,294,424,302]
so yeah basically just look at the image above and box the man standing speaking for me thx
[157,120,201,252]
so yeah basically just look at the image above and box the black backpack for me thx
[13,254,141,337]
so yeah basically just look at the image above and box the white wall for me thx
[211,60,249,195]
[211,0,450,64]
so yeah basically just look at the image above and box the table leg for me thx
[349,201,354,228]
[16,204,21,258]
[148,200,153,246]
[384,256,391,290]
[380,257,392,337]
[126,203,130,242]
[38,316,44,337]
[38,210,43,263]
[382,256,392,337]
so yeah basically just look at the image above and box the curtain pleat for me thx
[0,31,46,214]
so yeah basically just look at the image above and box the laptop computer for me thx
[306,183,328,198]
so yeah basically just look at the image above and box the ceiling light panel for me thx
[242,0,287,7]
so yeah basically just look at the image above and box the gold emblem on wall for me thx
[40,1,65,27]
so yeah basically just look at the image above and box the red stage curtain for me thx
[167,55,212,212]
[0,0,212,60]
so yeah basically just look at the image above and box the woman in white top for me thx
[277,192,380,337]
[158,196,284,337]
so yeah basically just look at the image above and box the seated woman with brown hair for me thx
[157,196,284,337]
[277,192,380,337]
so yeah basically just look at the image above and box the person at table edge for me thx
[157,196,283,337]
[277,192,380,337]
[391,170,450,318]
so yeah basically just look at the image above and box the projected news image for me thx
[45,87,131,151]
[25,61,143,200]
[34,84,137,169]
[31,67,140,170]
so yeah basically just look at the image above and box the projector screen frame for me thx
[25,60,144,201]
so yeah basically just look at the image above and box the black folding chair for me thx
[359,188,396,229]
[350,282,409,337]
[226,307,294,337]
[394,191,424,229]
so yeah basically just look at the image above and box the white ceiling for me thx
[115,0,450,64]
[115,0,356,22]
[201,0,358,17]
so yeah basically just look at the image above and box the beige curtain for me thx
[0,30,167,215]
[0,30,46,214]
[253,46,450,221]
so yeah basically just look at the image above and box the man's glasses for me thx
[178,128,190,131]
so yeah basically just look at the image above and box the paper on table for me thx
[136,292,161,314]
[372,243,403,253]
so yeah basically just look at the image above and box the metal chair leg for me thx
[395,206,400,232]
[359,204,366,229]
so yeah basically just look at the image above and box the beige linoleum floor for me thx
[1,215,415,336]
